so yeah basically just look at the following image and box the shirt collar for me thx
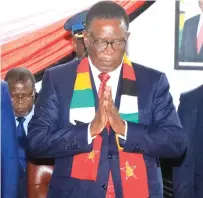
[15,105,34,121]
[88,56,123,79]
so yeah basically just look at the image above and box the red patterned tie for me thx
[197,23,203,54]
[98,72,110,132]
[98,73,115,198]
[98,72,110,95]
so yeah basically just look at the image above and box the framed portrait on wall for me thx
[175,0,203,70]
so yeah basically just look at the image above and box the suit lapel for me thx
[194,15,200,34]
[190,15,200,56]
[114,67,123,110]
[89,66,98,110]
[192,15,200,41]
[195,96,203,146]
[132,64,150,125]
[195,15,203,59]
[65,62,78,126]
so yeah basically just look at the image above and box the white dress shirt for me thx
[87,56,127,144]
[197,13,203,36]
[15,106,34,135]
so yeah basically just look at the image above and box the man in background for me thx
[1,80,20,198]
[173,84,203,198]
[5,67,36,198]
[179,0,203,62]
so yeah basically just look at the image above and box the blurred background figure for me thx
[64,10,88,59]
[5,67,36,198]
[1,80,20,198]
[173,84,203,198]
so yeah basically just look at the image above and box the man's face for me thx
[8,79,35,117]
[199,0,203,11]
[73,37,86,58]
[83,19,129,72]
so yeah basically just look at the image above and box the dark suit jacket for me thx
[173,85,203,198]
[1,80,20,198]
[179,14,203,62]
[27,60,186,198]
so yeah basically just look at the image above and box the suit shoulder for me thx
[47,59,80,78]
[184,14,200,25]
[181,84,203,103]
[132,62,164,83]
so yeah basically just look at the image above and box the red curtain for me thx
[1,0,146,79]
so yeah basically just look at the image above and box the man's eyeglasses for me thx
[88,33,127,52]
[11,92,35,103]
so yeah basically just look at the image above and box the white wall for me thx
[128,0,203,108]
[0,0,103,44]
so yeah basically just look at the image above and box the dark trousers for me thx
[18,166,27,198]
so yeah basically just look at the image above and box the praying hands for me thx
[90,86,126,137]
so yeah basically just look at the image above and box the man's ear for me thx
[82,30,89,48]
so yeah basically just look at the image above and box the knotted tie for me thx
[98,72,110,132]
[197,23,203,54]
[16,117,27,170]
[98,72,110,96]
[98,72,115,198]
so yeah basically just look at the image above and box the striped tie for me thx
[16,117,27,169]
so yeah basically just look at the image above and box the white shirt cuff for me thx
[87,123,96,144]
[118,120,128,140]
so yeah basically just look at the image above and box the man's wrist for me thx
[117,120,126,136]
[90,122,98,137]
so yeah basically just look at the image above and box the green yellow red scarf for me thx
[70,54,149,198]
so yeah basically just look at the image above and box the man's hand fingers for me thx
[98,90,106,109]
[104,86,111,99]
[109,87,114,105]
[104,87,114,106]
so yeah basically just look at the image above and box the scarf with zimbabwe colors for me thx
[70,55,149,198]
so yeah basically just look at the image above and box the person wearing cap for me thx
[28,1,186,198]
[173,84,203,198]
[64,10,88,59]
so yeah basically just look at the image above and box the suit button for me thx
[102,184,107,190]
[108,154,112,159]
